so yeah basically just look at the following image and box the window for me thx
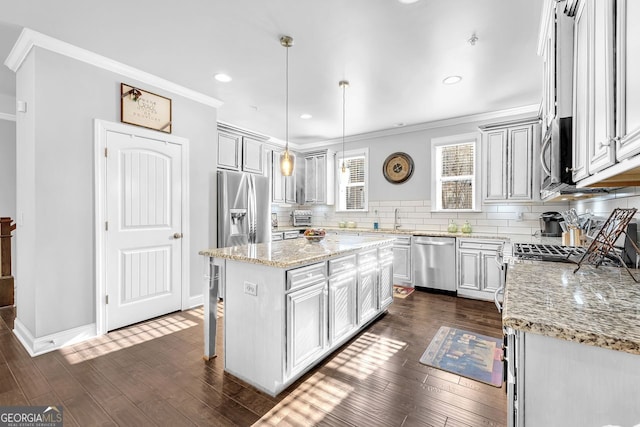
[431,133,481,211]
[336,148,368,212]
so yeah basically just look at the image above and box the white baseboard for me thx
[13,319,97,357]
[186,294,203,310]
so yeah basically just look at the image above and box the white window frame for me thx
[430,132,481,212]
[335,147,369,212]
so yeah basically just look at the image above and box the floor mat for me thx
[419,325,504,387]
[393,285,415,299]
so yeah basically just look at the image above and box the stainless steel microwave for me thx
[540,117,574,192]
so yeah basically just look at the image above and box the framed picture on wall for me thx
[121,83,172,133]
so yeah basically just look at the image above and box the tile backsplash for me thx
[272,189,640,241]
[274,200,571,236]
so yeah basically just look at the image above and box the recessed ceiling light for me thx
[442,75,462,85]
[398,0,420,4]
[214,73,232,83]
[395,123,406,127]
[300,113,312,119]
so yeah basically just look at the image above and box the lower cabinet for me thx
[378,246,394,310]
[357,249,379,325]
[221,244,393,396]
[286,281,327,376]
[457,239,505,301]
[328,255,357,345]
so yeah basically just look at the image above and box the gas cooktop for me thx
[513,243,622,266]
[513,243,584,262]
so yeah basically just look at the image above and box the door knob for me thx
[173,233,183,239]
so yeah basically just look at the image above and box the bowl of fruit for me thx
[303,228,326,243]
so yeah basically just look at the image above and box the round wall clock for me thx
[383,152,414,184]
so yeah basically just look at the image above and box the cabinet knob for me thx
[173,233,183,239]
[598,140,611,148]
[565,167,573,173]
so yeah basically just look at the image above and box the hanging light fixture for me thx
[339,80,350,184]
[280,35,295,176]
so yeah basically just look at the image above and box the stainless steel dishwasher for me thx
[412,236,456,292]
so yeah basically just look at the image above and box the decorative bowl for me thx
[303,228,326,242]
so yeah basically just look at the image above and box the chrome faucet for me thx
[394,208,400,230]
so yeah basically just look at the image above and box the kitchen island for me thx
[199,235,395,396]
[503,260,640,427]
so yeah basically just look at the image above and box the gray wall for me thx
[0,119,16,219]
[323,119,506,202]
[15,47,217,338]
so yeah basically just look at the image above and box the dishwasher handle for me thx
[413,237,455,246]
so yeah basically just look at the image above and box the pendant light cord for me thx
[285,42,289,153]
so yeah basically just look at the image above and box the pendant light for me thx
[280,35,295,176]
[339,80,350,184]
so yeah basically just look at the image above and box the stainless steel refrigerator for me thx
[217,170,271,248]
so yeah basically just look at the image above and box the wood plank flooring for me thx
[0,291,506,426]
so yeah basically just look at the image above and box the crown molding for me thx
[4,28,223,109]
[0,112,16,122]
[300,103,541,150]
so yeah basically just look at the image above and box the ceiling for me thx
[0,0,544,145]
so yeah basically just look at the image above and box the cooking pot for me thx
[540,211,563,237]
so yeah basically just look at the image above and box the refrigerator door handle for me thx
[248,175,256,243]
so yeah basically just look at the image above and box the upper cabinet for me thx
[303,150,335,205]
[572,0,616,181]
[272,150,297,204]
[615,0,640,161]
[482,122,539,202]
[217,126,265,175]
[568,0,640,187]
[540,2,574,134]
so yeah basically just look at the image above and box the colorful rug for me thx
[393,285,415,299]
[419,326,504,387]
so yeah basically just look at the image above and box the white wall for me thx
[0,120,16,219]
[15,47,217,339]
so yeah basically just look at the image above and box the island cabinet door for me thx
[358,249,379,325]
[378,246,394,310]
[286,281,328,376]
[329,256,358,345]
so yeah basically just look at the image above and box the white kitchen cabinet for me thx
[483,124,535,202]
[328,255,357,345]
[272,150,297,204]
[540,2,574,134]
[615,0,640,161]
[303,151,335,205]
[242,137,264,174]
[357,249,379,324]
[508,329,640,427]
[286,281,327,376]
[457,239,504,301]
[217,130,265,175]
[585,0,616,175]
[217,132,241,171]
[378,246,394,310]
[392,236,412,285]
[271,232,283,241]
[572,0,590,182]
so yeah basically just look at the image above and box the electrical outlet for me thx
[244,281,257,296]
[516,212,524,221]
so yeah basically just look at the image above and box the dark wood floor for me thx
[0,291,506,426]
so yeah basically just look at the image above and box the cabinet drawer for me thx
[284,230,302,239]
[287,262,327,291]
[329,255,357,276]
[378,246,393,263]
[393,236,411,246]
[272,232,284,241]
[358,249,378,266]
[458,239,504,252]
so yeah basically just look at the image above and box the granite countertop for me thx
[503,260,640,355]
[199,235,396,268]
[272,225,561,245]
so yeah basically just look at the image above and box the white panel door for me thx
[105,131,183,331]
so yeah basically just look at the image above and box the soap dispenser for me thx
[461,220,472,234]
[447,219,458,233]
